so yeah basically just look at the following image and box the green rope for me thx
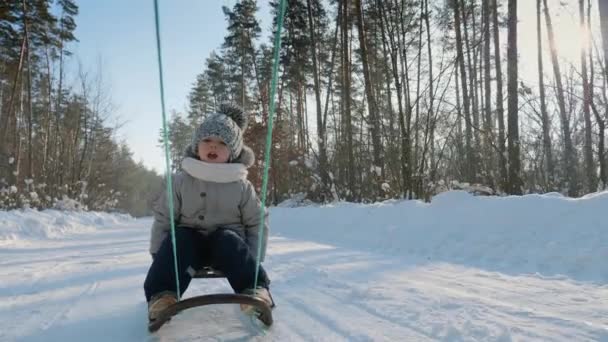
[152,0,287,301]
[153,0,181,300]
[253,0,287,292]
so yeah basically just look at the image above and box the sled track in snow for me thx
[41,281,99,331]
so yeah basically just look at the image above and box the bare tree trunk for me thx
[14,72,25,187]
[423,0,436,187]
[42,40,54,177]
[54,14,66,189]
[323,9,341,142]
[579,0,595,192]
[595,0,607,188]
[455,62,465,179]
[342,0,356,200]
[0,64,3,124]
[77,69,91,183]
[303,85,310,154]
[378,0,408,196]
[277,70,285,122]
[491,0,507,191]
[355,0,383,198]
[471,1,482,145]
[306,0,330,197]
[241,44,246,109]
[396,1,413,197]
[1,36,26,153]
[453,0,475,183]
[482,0,494,188]
[460,0,480,161]
[0,67,3,133]
[591,101,606,188]
[537,0,554,189]
[84,70,104,183]
[377,0,394,133]
[297,84,305,151]
[507,0,522,194]
[70,69,84,186]
[414,1,424,196]
[22,0,34,180]
[543,0,579,196]
[377,0,398,189]
[288,91,293,148]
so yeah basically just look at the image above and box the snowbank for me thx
[271,190,608,282]
[3,190,606,282]
[0,209,134,243]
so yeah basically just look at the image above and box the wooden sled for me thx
[148,267,274,333]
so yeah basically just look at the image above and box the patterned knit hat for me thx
[186,103,255,167]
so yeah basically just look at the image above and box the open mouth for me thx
[207,152,218,160]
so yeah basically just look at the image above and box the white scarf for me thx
[181,157,248,183]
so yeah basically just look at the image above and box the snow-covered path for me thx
[1,214,607,341]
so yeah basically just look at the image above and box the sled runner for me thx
[148,267,274,333]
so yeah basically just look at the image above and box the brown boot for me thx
[240,287,274,315]
[148,292,177,321]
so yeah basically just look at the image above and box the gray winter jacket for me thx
[149,157,269,261]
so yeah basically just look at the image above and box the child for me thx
[144,103,273,322]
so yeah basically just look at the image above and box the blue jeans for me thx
[144,227,269,302]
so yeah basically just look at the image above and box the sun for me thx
[519,2,594,69]
[552,18,592,65]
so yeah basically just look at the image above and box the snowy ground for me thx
[1,191,607,341]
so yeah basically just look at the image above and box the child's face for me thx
[197,137,230,163]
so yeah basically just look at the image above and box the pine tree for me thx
[187,72,214,121]
[222,0,261,111]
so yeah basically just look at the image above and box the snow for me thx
[1,190,607,341]
[272,190,608,283]
[0,210,133,243]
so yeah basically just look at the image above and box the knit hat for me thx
[185,103,255,167]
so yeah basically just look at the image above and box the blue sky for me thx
[71,0,271,173]
[68,0,586,174]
